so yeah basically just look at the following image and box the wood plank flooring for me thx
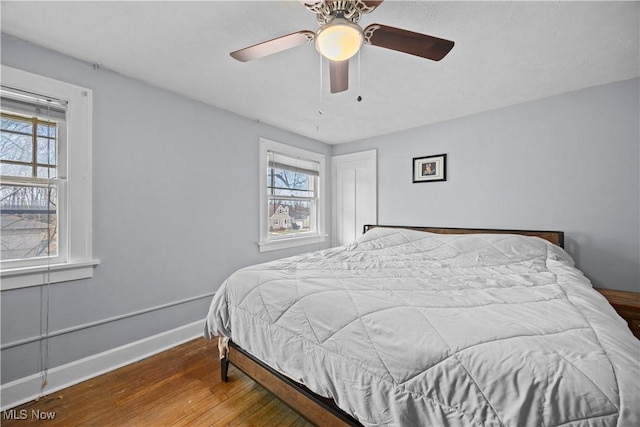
[2,338,314,426]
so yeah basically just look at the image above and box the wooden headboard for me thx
[363,225,565,248]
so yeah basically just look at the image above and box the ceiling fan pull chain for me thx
[357,50,362,102]
[319,53,324,115]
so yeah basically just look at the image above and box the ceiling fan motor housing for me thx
[306,0,374,25]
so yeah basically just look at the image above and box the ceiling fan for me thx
[230,0,454,94]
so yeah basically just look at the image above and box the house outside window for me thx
[0,66,98,290]
[259,138,326,252]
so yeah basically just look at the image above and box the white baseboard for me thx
[0,319,206,411]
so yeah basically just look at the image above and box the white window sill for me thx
[258,234,327,252]
[1,259,101,291]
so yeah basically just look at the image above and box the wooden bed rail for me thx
[221,341,360,426]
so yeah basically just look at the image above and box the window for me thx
[259,138,326,252]
[2,106,62,263]
[1,65,98,290]
[267,151,318,237]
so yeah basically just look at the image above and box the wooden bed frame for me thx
[219,225,565,426]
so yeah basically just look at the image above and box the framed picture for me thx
[412,154,446,183]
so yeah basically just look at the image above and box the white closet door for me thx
[332,150,377,246]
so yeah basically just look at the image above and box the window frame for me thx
[259,138,326,252]
[1,65,99,290]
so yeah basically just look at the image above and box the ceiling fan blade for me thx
[330,60,349,93]
[300,0,322,12]
[357,1,384,13]
[230,31,315,62]
[363,24,454,61]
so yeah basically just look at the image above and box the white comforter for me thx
[205,227,639,426]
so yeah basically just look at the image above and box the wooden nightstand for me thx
[595,288,640,339]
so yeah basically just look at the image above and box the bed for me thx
[204,225,639,426]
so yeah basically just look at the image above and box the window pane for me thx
[1,117,32,134]
[37,137,56,165]
[37,123,56,138]
[268,169,315,197]
[269,169,309,190]
[268,199,314,236]
[1,132,33,163]
[1,184,58,261]
[0,163,32,177]
[37,166,57,178]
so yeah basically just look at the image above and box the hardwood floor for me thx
[2,338,314,426]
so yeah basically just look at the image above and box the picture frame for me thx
[412,154,447,183]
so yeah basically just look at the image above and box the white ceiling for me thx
[1,1,638,144]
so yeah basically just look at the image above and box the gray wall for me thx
[0,35,332,383]
[333,78,640,293]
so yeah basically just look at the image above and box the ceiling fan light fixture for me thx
[315,18,363,61]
